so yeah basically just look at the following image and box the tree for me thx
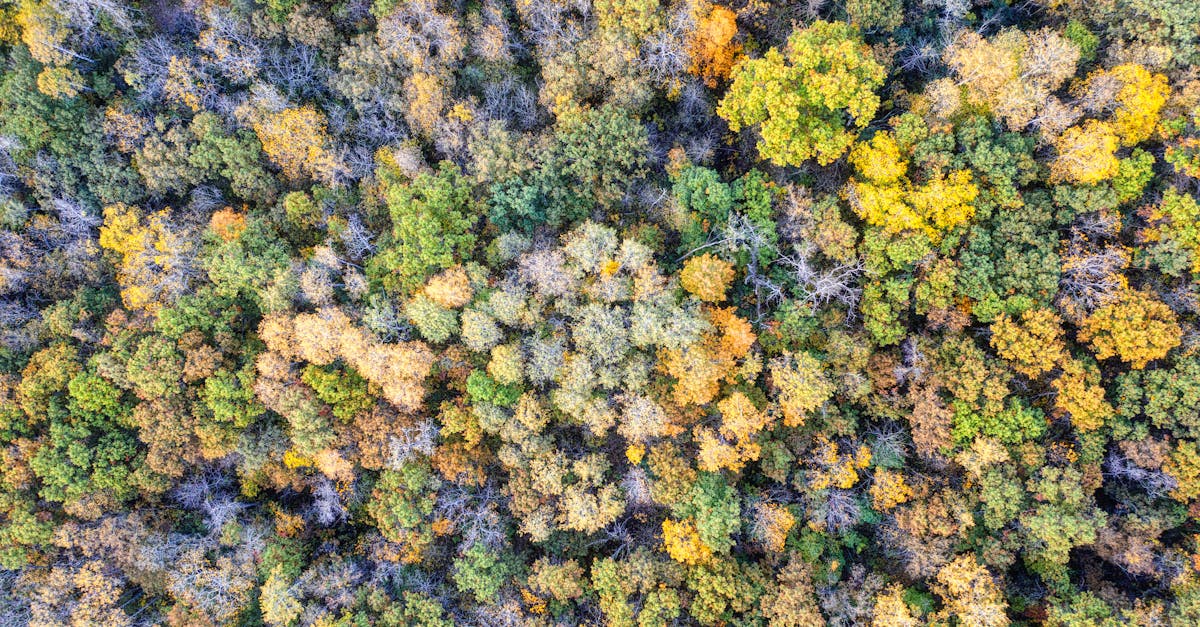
[872,583,919,627]
[253,105,346,185]
[453,542,520,604]
[680,253,735,302]
[530,558,587,603]
[686,559,766,625]
[370,162,478,294]
[260,564,302,627]
[548,103,649,210]
[942,29,1080,130]
[671,472,741,558]
[717,21,885,166]
[1141,187,1200,277]
[686,1,742,87]
[662,517,714,565]
[846,0,903,32]
[762,558,824,627]
[1115,357,1200,441]
[1050,121,1121,185]
[1166,138,1200,178]
[189,113,278,204]
[1052,358,1113,432]
[1023,466,1107,585]
[748,501,795,553]
[848,131,978,243]
[870,469,913,512]
[98,203,196,314]
[1081,64,1170,147]
[770,352,835,427]
[932,555,1010,627]
[367,463,440,563]
[989,309,1065,378]
[1079,289,1181,369]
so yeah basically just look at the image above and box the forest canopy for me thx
[2,0,1200,625]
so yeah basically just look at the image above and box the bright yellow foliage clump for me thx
[1052,359,1114,432]
[1079,289,1182,369]
[1091,64,1171,147]
[1050,120,1121,185]
[253,105,342,184]
[698,392,771,472]
[850,131,908,184]
[99,203,192,313]
[870,469,914,511]
[808,435,872,491]
[871,583,921,627]
[989,308,1065,378]
[662,518,713,565]
[848,132,978,242]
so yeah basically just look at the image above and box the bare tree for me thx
[777,243,864,315]
[311,477,348,526]
[387,418,439,468]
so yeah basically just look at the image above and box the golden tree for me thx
[770,352,835,427]
[253,105,345,184]
[1079,289,1182,369]
[1051,358,1114,432]
[680,253,735,302]
[848,131,978,243]
[1050,120,1121,184]
[989,308,1065,378]
[932,555,1010,627]
[686,1,742,87]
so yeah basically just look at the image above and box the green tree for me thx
[370,162,478,294]
[453,542,521,604]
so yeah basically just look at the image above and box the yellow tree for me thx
[1082,64,1170,146]
[36,66,84,98]
[1079,289,1181,369]
[662,518,713,565]
[749,501,795,553]
[870,469,913,512]
[717,20,885,166]
[770,351,836,427]
[848,132,978,243]
[98,203,195,313]
[1051,358,1114,432]
[680,253,735,302]
[989,308,1065,378]
[697,392,771,472]
[661,307,755,406]
[1050,120,1121,184]
[932,555,1010,627]
[253,105,345,184]
[872,583,920,627]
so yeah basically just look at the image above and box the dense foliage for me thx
[2,0,1200,624]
